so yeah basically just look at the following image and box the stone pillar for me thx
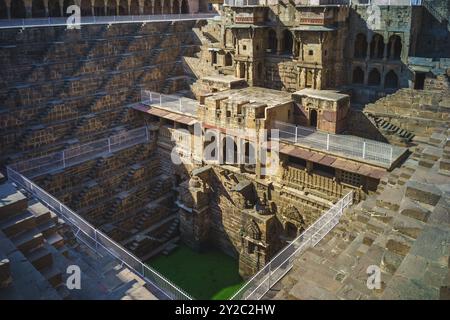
[383,37,389,61]
[276,31,283,55]
[139,0,144,14]
[26,2,32,18]
[44,0,49,17]
[300,68,305,88]
[59,0,64,17]
[364,65,369,85]
[366,34,371,61]
[316,69,322,89]
[104,0,108,15]
[151,0,154,14]
[6,0,11,19]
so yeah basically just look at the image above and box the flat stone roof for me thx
[202,75,246,85]
[293,89,349,102]
[208,86,292,108]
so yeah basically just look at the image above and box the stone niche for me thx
[292,88,350,133]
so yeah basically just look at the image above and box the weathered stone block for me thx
[405,181,442,206]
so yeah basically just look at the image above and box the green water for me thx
[146,244,244,300]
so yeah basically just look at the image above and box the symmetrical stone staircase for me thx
[268,125,450,300]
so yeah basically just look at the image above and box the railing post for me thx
[160,94,162,107]
[362,141,366,159]
[108,138,111,153]
[389,146,393,164]
[326,134,330,151]
[62,151,66,168]
[295,126,298,143]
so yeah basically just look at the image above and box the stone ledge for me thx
[405,180,442,206]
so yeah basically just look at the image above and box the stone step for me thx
[27,246,53,271]
[0,210,36,238]
[0,184,28,222]
[11,229,44,254]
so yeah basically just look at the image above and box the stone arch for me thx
[11,0,26,18]
[48,0,62,17]
[370,33,384,59]
[162,0,171,14]
[130,0,139,15]
[352,66,364,84]
[387,35,402,60]
[181,0,188,13]
[32,0,46,17]
[268,28,277,53]
[107,0,116,15]
[0,0,7,19]
[173,0,180,14]
[368,68,381,86]
[282,205,305,238]
[118,0,127,14]
[282,29,293,55]
[244,219,261,241]
[385,70,399,89]
[354,33,367,58]
[80,0,91,16]
[211,51,217,64]
[153,0,162,14]
[94,0,104,15]
[310,109,318,127]
[224,52,232,66]
[143,0,152,14]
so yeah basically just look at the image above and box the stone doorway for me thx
[310,109,318,128]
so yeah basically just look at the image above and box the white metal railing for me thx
[230,191,353,300]
[273,120,394,165]
[141,90,198,115]
[6,166,192,300]
[0,14,216,29]
[9,126,150,178]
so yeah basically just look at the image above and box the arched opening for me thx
[310,109,318,128]
[63,0,75,14]
[118,0,128,15]
[130,0,140,15]
[224,52,232,66]
[144,0,152,14]
[370,33,384,60]
[94,0,104,16]
[181,0,189,13]
[385,70,399,89]
[244,141,255,165]
[32,0,46,17]
[107,0,116,15]
[368,68,381,86]
[153,0,162,14]
[80,0,91,16]
[257,63,263,79]
[162,0,171,14]
[268,29,277,54]
[0,0,7,19]
[11,0,26,18]
[222,136,238,164]
[211,51,217,64]
[48,0,62,17]
[387,35,402,60]
[173,0,180,14]
[352,66,364,84]
[239,62,246,79]
[354,33,367,58]
[285,222,298,239]
[282,30,293,55]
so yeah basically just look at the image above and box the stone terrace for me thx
[0,20,204,167]
[268,125,450,300]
